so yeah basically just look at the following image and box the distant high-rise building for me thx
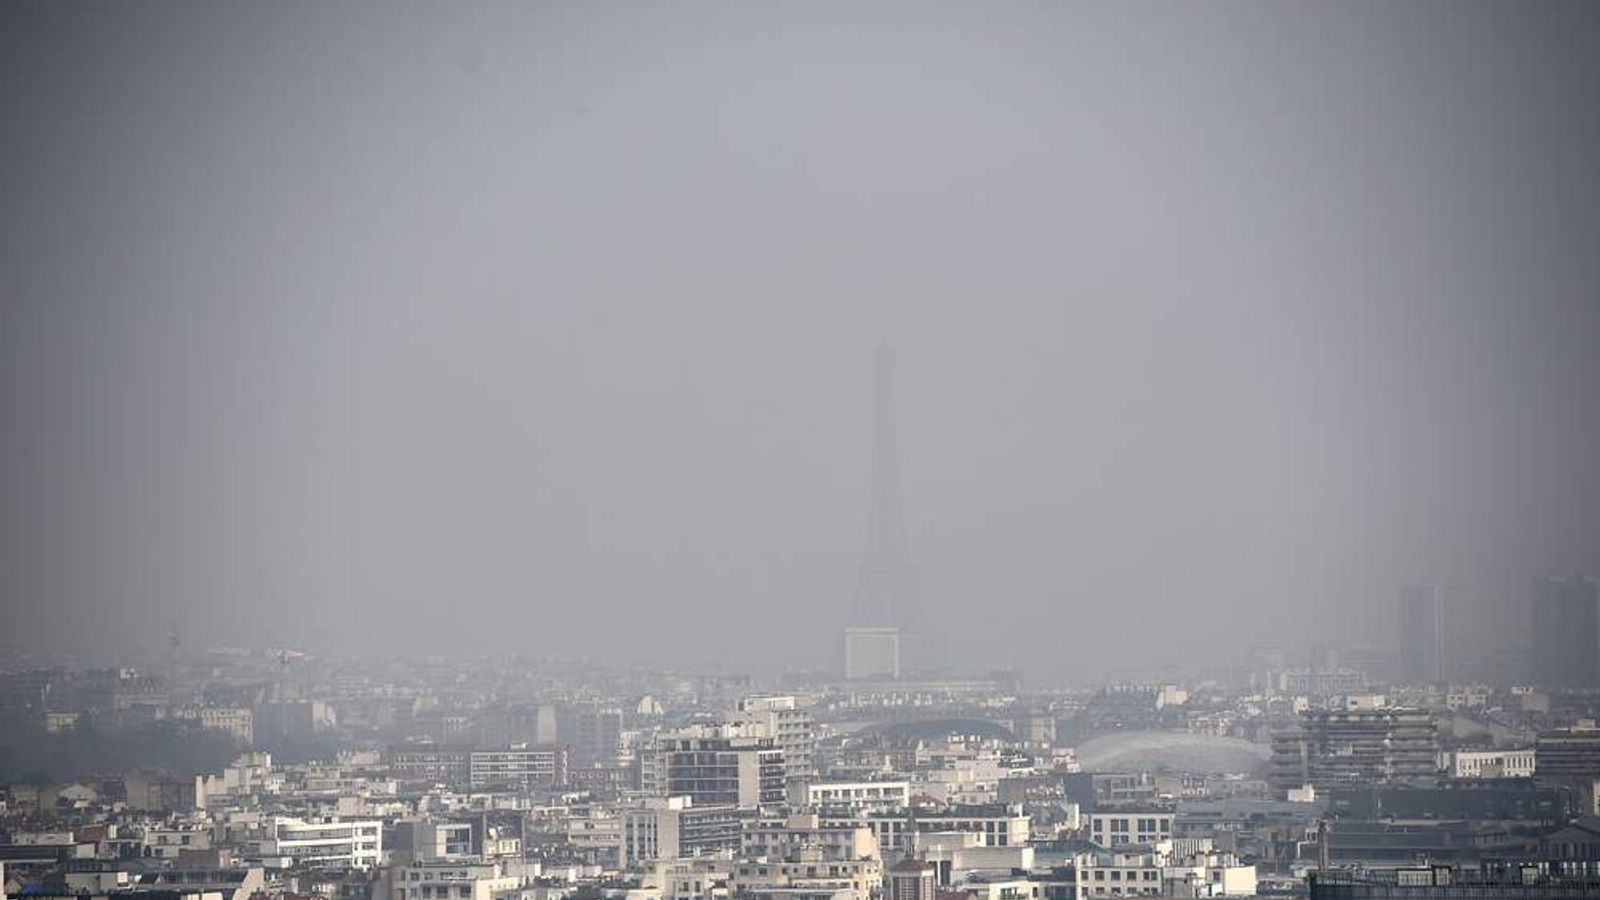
[556,704,623,768]
[1532,575,1600,688]
[1398,584,1447,683]
[841,343,926,676]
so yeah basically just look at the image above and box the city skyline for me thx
[3,3,1600,894]
[2,2,1598,679]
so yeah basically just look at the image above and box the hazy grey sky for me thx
[3,1,1597,677]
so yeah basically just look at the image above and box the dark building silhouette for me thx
[1532,576,1599,688]
[1398,585,1446,683]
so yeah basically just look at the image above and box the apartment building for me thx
[795,781,910,814]
[619,797,745,865]
[390,861,521,900]
[254,817,382,869]
[1447,749,1535,779]
[1086,811,1175,848]
[732,696,818,780]
[1271,708,1438,790]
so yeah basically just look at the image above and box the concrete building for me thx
[642,728,786,808]
[1536,726,1600,778]
[744,814,882,863]
[639,858,729,900]
[1278,669,1367,698]
[132,868,266,900]
[386,745,566,791]
[841,805,1030,857]
[253,816,382,869]
[173,707,255,746]
[733,696,818,780]
[390,746,472,787]
[390,860,522,900]
[1310,865,1600,899]
[731,846,882,900]
[883,858,934,900]
[1447,748,1536,779]
[795,781,910,814]
[1086,811,1175,848]
[907,832,1030,887]
[475,705,558,748]
[1271,708,1438,791]
[1074,847,1166,898]
[1074,845,1255,899]
[142,825,214,860]
[391,819,476,863]
[468,746,567,791]
[620,797,745,866]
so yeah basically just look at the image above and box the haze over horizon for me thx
[3,1,1598,678]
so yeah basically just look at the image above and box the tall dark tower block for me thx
[1397,585,1446,683]
[1532,575,1600,688]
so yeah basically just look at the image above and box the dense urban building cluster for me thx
[3,576,1600,900]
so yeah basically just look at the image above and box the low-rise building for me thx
[252,816,382,869]
[732,846,881,900]
[390,860,523,900]
[1086,812,1175,849]
[1447,749,1535,779]
[795,782,910,814]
